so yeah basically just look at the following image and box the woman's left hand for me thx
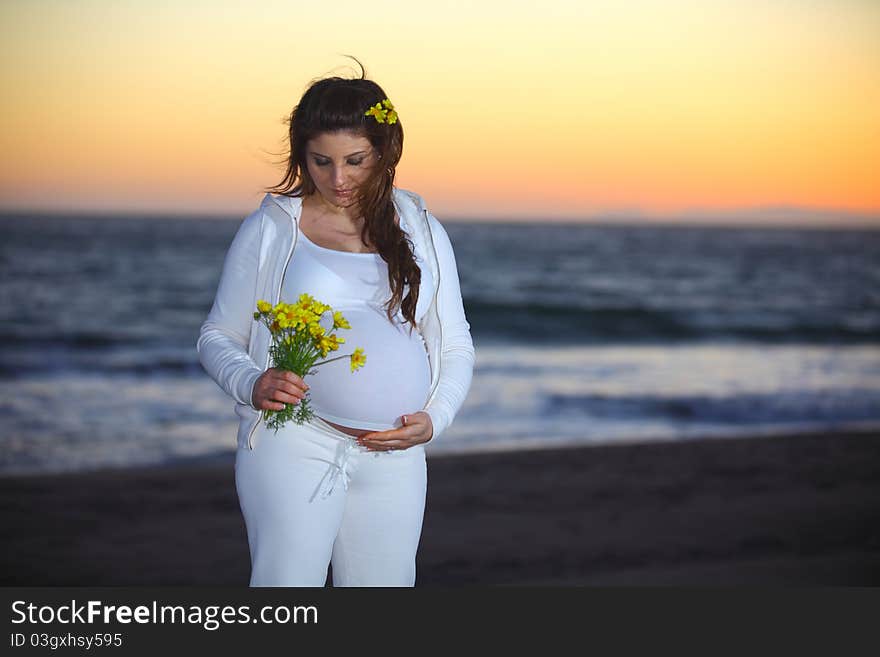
[356,411,434,451]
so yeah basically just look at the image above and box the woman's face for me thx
[305,131,378,208]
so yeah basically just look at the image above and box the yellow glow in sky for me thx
[1,0,878,225]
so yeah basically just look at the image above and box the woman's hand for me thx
[356,412,434,451]
[251,367,309,411]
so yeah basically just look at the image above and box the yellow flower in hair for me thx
[365,98,397,125]
[365,102,386,123]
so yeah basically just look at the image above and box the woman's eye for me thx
[313,159,364,167]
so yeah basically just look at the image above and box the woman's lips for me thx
[334,189,352,196]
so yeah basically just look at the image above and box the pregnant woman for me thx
[196,60,475,587]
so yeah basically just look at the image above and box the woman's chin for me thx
[318,191,358,210]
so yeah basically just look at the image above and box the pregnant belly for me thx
[305,306,432,432]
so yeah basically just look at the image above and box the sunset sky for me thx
[1,0,877,225]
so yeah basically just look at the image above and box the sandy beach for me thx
[1,428,878,586]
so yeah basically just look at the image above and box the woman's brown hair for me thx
[263,56,421,331]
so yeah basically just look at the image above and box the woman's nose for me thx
[332,167,346,186]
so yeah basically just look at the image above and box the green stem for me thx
[311,352,355,367]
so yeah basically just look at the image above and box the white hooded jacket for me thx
[197,187,476,450]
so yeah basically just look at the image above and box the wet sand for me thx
[1,428,878,586]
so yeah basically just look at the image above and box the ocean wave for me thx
[464,300,880,344]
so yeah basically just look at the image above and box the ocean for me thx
[1,211,878,475]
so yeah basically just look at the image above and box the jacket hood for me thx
[260,187,427,221]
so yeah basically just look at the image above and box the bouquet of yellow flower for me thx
[253,293,367,432]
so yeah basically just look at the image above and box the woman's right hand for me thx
[251,367,310,411]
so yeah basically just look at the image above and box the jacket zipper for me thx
[421,208,443,409]
[247,210,299,450]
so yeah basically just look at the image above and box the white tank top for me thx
[280,227,433,430]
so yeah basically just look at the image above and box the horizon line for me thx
[1,204,878,231]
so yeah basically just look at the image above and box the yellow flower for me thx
[285,309,301,330]
[365,103,385,123]
[332,310,351,330]
[311,302,330,319]
[256,300,272,313]
[309,322,325,339]
[329,334,345,350]
[350,347,366,372]
[377,99,397,124]
[365,99,398,125]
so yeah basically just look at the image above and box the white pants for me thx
[234,414,428,587]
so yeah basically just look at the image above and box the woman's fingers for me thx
[357,422,426,451]
[269,387,305,409]
[280,379,308,398]
[258,389,286,411]
[273,368,309,394]
[276,388,304,403]
[357,411,434,452]
[254,370,308,411]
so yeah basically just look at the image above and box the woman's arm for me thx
[422,211,476,442]
[196,208,266,410]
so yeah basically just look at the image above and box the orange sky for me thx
[1,0,878,226]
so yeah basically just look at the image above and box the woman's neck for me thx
[310,191,362,223]
[303,191,364,232]
[304,192,365,235]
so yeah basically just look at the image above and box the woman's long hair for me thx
[263,56,421,330]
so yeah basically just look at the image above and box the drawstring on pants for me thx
[311,439,358,502]
[306,417,388,503]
